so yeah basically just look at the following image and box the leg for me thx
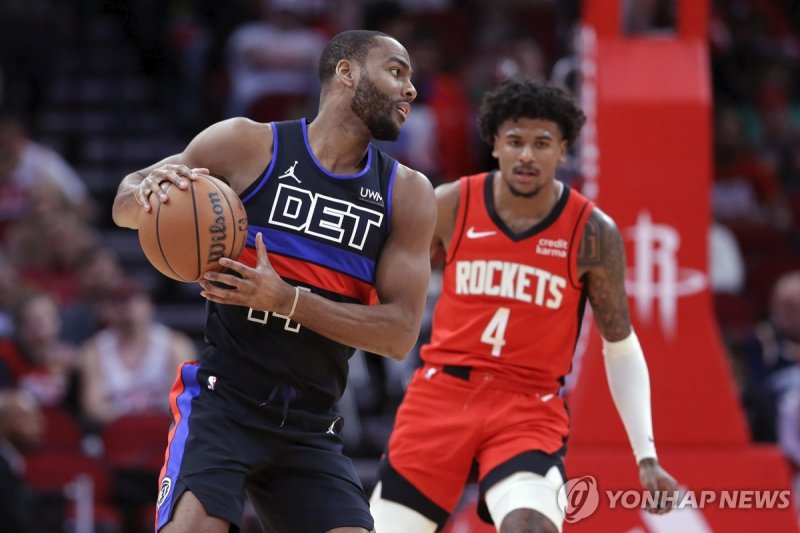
[498,508,559,533]
[369,481,438,533]
[484,470,565,533]
[160,492,230,533]
[372,368,482,531]
[156,364,251,532]
[245,450,374,533]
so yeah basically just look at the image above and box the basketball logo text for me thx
[206,192,247,264]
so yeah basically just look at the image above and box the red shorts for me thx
[384,364,569,514]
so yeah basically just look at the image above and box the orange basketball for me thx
[138,175,248,282]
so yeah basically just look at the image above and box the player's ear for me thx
[335,59,357,88]
[491,135,500,160]
[558,140,568,165]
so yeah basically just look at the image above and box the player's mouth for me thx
[513,167,539,183]
[395,102,411,121]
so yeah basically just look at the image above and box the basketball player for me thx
[369,77,679,532]
[111,31,436,533]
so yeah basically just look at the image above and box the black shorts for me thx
[155,361,373,533]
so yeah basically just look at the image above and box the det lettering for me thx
[207,191,247,264]
[269,184,383,250]
[455,260,566,308]
[536,237,568,258]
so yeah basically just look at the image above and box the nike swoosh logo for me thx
[466,227,497,239]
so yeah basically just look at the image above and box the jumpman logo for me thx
[326,417,341,435]
[278,161,301,183]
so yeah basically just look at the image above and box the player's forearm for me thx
[290,291,421,360]
[112,172,145,229]
[602,330,658,463]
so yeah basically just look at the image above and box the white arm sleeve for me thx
[602,330,658,463]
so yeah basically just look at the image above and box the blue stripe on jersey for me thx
[248,226,375,283]
[386,159,398,228]
[156,364,201,531]
[301,120,373,179]
[242,122,279,204]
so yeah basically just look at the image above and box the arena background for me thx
[1,0,799,531]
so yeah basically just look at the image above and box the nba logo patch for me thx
[157,477,172,509]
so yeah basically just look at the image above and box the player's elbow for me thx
[381,325,419,361]
[112,197,137,229]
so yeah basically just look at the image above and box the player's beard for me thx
[503,175,542,198]
[352,73,401,141]
[502,164,544,198]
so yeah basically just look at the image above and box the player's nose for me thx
[404,80,417,103]
[519,144,536,162]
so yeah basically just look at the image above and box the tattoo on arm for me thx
[577,216,602,266]
[581,210,632,341]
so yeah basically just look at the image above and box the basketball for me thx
[138,175,248,282]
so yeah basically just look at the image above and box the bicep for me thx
[429,181,460,264]
[374,172,436,316]
[582,211,633,341]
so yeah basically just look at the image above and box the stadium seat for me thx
[41,406,83,451]
[24,449,120,530]
[101,413,171,473]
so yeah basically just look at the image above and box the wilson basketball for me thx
[138,174,248,282]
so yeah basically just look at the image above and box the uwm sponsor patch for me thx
[455,260,566,308]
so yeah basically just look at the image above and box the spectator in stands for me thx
[0,113,92,224]
[79,279,196,427]
[224,0,327,119]
[60,247,126,345]
[6,210,97,307]
[713,105,791,229]
[0,251,27,338]
[0,389,44,533]
[0,291,77,409]
[738,271,800,442]
[777,384,800,511]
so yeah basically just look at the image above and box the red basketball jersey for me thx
[421,172,595,390]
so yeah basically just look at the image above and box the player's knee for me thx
[499,508,559,533]
[485,470,565,533]
[369,482,437,533]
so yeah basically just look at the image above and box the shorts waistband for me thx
[200,347,335,412]
[428,364,560,397]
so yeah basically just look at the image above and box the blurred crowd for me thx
[0,0,799,530]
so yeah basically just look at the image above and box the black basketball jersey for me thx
[203,119,398,405]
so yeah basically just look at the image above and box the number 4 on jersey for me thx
[481,307,510,357]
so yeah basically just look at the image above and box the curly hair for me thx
[318,30,389,85]
[478,77,586,147]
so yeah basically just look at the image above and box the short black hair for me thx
[318,30,390,84]
[478,77,586,146]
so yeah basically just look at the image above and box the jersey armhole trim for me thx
[445,176,471,264]
[241,122,278,204]
[385,159,399,232]
[568,201,595,289]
